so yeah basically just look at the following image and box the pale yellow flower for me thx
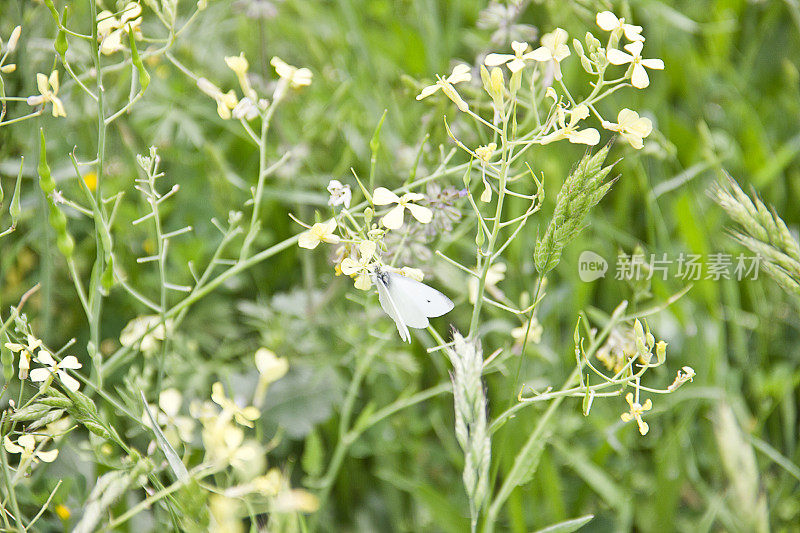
[485,41,538,73]
[225,52,256,100]
[26,71,66,117]
[475,142,497,202]
[416,64,472,112]
[4,434,59,465]
[211,382,260,428]
[667,366,696,392]
[254,348,289,406]
[539,104,599,146]
[372,187,432,229]
[341,240,377,290]
[606,41,664,89]
[620,392,652,435]
[96,3,142,55]
[475,143,497,162]
[298,219,340,249]
[529,28,571,80]
[396,266,424,282]
[468,262,506,303]
[141,388,196,447]
[271,56,312,88]
[5,334,42,379]
[596,11,644,42]
[602,108,653,149]
[202,418,262,472]
[197,78,239,120]
[120,315,171,352]
[30,352,82,392]
[512,317,543,346]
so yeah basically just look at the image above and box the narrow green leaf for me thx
[141,391,189,482]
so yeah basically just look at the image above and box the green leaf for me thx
[140,391,189,482]
[532,514,594,533]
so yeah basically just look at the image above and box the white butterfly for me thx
[371,266,455,342]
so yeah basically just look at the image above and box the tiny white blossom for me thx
[326,179,352,208]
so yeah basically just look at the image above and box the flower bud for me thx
[7,26,21,53]
[655,340,667,365]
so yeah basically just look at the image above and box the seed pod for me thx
[54,8,69,58]
[38,129,56,194]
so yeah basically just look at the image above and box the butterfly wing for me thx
[385,272,454,322]
[375,277,411,342]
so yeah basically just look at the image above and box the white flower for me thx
[372,187,433,229]
[298,219,341,249]
[606,41,664,89]
[232,97,259,120]
[416,64,472,112]
[539,104,600,146]
[326,179,352,208]
[529,28,571,81]
[596,11,644,42]
[485,41,537,73]
[30,352,82,392]
[601,108,653,149]
[26,71,66,117]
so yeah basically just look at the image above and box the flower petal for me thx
[631,64,650,88]
[507,58,526,73]
[416,84,440,101]
[641,58,664,70]
[372,187,400,205]
[606,48,633,65]
[567,128,600,146]
[406,203,433,224]
[447,64,472,84]
[596,11,620,31]
[36,73,49,95]
[59,371,81,392]
[340,258,360,276]
[528,47,552,62]
[36,350,56,366]
[624,41,644,57]
[484,53,514,67]
[381,204,405,229]
[36,449,59,462]
[298,231,319,249]
[29,367,51,382]
[60,355,82,370]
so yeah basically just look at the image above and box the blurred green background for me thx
[1,0,800,531]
